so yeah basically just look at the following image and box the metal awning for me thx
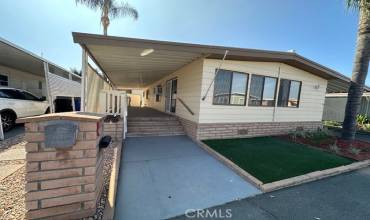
[0,37,81,82]
[72,32,368,92]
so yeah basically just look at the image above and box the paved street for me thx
[3,124,24,140]
[172,167,370,220]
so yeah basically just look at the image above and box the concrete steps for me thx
[127,116,185,137]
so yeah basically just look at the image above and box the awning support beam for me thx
[0,114,4,141]
[81,49,88,112]
[43,62,55,113]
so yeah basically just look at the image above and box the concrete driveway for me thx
[114,135,260,220]
[172,167,370,220]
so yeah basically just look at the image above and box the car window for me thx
[21,91,39,101]
[0,89,11,98]
[0,89,26,100]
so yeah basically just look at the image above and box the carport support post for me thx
[43,62,54,113]
[69,73,76,111]
[81,49,88,112]
[0,114,4,140]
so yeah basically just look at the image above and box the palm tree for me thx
[342,0,370,140]
[75,0,138,35]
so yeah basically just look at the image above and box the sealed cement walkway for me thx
[114,135,260,220]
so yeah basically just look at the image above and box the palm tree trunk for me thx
[101,15,110,35]
[342,7,370,140]
[102,0,110,36]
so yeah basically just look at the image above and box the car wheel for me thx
[1,111,15,132]
[45,107,50,114]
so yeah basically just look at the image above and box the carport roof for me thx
[72,32,368,92]
[0,37,81,81]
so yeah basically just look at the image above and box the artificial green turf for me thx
[203,137,354,183]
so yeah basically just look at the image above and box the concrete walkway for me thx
[0,143,26,181]
[0,147,25,161]
[172,167,370,220]
[114,136,260,220]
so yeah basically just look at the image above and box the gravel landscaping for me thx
[0,143,26,220]
[93,143,115,220]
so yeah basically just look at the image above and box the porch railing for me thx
[99,90,128,139]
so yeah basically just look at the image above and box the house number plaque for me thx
[45,120,78,148]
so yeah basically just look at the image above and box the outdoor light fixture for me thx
[140,48,154,56]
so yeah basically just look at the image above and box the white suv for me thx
[0,87,49,131]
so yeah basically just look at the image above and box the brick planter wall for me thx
[19,113,105,220]
[103,120,123,142]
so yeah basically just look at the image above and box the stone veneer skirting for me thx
[178,117,322,140]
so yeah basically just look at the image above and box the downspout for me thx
[272,65,281,122]
[366,96,370,117]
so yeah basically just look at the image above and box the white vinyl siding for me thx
[143,58,327,124]
[143,59,204,122]
[199,59,327,123]
[0,65,46,97]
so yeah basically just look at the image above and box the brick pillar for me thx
[19,113,105,220]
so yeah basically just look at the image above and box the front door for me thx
[165,79,177,113]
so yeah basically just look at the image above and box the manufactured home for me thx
[74,33,357,140]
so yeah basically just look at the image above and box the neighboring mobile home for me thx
[0,37,82,112]
[73,33,357,139]
[323,92,370,122]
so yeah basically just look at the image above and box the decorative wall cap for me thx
[17,112,105,123]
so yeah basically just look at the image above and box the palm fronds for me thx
[110,2,138,20]
[346,0,370,15]
[75,0,139,35]
[75,0,103,10]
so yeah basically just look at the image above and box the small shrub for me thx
[288,128,333,144]
[306,128,332,143]
[288,129,307,140]
[349,147,361,156]
[323,120,342,128]
[362,124,370,132]
[356,114,369,126]
[329,141,341,154]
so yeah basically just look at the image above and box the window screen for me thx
[278,79,302,107]
[248,75,277,106]
[213,69,248,105]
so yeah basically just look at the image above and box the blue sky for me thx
[1,0,367,83]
